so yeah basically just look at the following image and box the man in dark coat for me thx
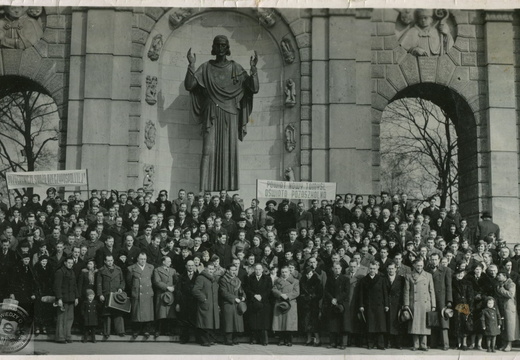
[323,262,349,349]
[0,237,17,300]
[245,263,272,345]
[426,252,453,350]
[8,254,37,319]
[192,262,220,346]
[212,233,233,268]
[54,256,79,343]
[96,254,126,338]
[175,260,199,344]
[385,261,406,349]
[359,261,389,349]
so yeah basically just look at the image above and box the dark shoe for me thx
[419,347,428,351]
[368,345,374,350]
[443,346,449,351]
[179,339,188,344]
[278,340,285,346]
[81,338,86,343]
[66,339,73,343]
[118,333,125,337]
[56,340,66,344]
[338,345,346,350]
[250,339,257,345]
[314,341,321,347]
[462,345,468,351]
[411,347,418,351]
[103,335,110,341]
[492,349,496,353]
[154,333,160,339]
[327,343,337,349]
[131,334,138,340]
[305,340,313,346]
[91,336,97,343]
[233,339,240,345]
[262,343,268,346]
[377,346,385,350]
[202,342,210,347]
[487,348,492,353]
[286,342,292,347]
[224,340,234,346]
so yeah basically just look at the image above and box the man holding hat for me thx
[152,256,178,338]
[272,266,300,346]
[323,263,349,349]
[219,264,246,345]
[126,252,155,339]
[97,254,126,338]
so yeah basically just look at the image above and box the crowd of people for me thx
[0,186,518,352]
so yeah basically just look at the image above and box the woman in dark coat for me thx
[244,263,272,345]
[466,263,494,349]
[323,263,349,349]
[33,255,54,334]
[298,265,323,347]
[452,268,474,350]
[219,265,246,345]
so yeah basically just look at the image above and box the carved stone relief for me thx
[284,124,296,152]
[169,8,192,28]
[285,79,296,107]
[144,120,157,150]
[143,164,155,192]
[145,75,158,105]
[147,34,163,61]
[256,8,276,27]
[0,6,44,49]
[281,38,295,64]
[284,167,295,182]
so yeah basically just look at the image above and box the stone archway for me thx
[382,83,479,221]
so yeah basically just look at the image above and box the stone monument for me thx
[184,35,259,192]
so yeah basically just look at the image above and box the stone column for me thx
[66,8,132,190]
[483,10,520,241]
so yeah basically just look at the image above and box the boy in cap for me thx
[81,289,99,343]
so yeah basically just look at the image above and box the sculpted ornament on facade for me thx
[0,6,44,49]
[145,75,158,105]
[281,38,295,64]
[169,8,192,28]
[143,165,155,192]
[284,167,295,182]
[144,120,157,150]
[284,124,296,152]
[256,8,276,27]
[284,79,296,107]
[147,34,163,61]
[397,9,454,57]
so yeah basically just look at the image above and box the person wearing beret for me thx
[152,255,178,338]
[96,254,126,339]
[272,265,300,346]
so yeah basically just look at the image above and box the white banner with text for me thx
[256,179,337,200]
[6,170,88,189]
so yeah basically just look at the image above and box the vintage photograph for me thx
[0,3,518,357]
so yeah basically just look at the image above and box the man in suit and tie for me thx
[385,261,406,349]
[175,260,199,344]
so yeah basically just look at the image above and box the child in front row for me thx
[480,296,501,352]
[81,289,99,343]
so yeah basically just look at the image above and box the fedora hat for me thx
[114,291,128,304]
[333,303,345,313]
[481,211,492,219]
[161,292,174,306]
[277,300,291,314]
[237,301,247,315]
[398,307,413,323]
[442,307,454,319]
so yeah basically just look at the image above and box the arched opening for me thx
[0,75,60,196]
[380,83,479,221]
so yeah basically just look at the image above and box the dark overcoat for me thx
[452,277,474,336]
[175,271,198,326]
[428,265,453,329]
[96,265,125,316]
[126,263,154,322]
[244,273,272,330]
[359,273,389,333]
[152,266,178,319]
[8,263,36,304]
[385,274,406,335]
[298,272,323,333]
[480,307,501,336]
[344,270,365,333]
[218,270,244,332]
[54,265,79,303]
[81,299,99,326]
[323,274,349,333]
[192,270,220,329]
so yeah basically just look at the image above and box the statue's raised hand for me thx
[187,48,196,66]
[250,50,258,68]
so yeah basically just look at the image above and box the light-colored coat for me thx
[126,263,154,322]
[152,266,178,319]
[192,270,220,329]
[496,278,519,341]
[272,276,299,331]
[403,270,436,335]
[219,270,244,332]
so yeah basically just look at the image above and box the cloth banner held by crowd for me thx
[256,179,336,200]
